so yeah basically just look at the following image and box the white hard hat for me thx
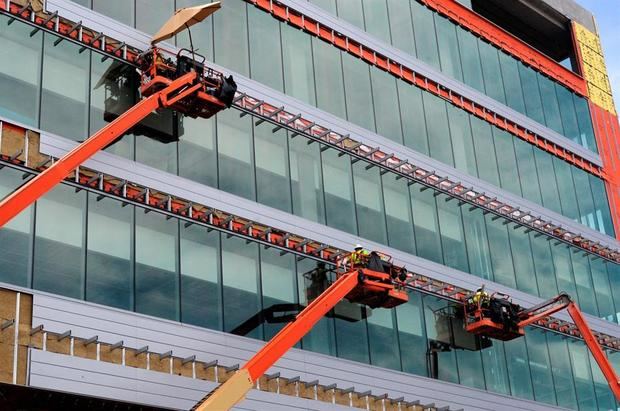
[354,244,363,250]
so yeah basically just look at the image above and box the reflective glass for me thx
[282,23,316,106]
[525,330,557,406]
[322,150,357,235]
[353,163,387,244]
[86,195,132,310]
[504,338,534,400]
[568,343,598,410]
[572,167,596,230]
[485,215,516,289]
[498,51,526,114]
[424,93,453,167]
[221,235,262,339]
[589,175,615,237]
[93,0,133,26]
[387,0,416,57]
[478,39,506,105]
[254,126,292,213]
[462,208,493,281]
[398,82,428,155]
[411,185,443,265]
[217,110,255,200]
[570,251,599,316]
[179,116,217,187]
[590,350,616,410]
[519,63,546,125]
[534,150,562,215]
[446,104,477,176]
[530,235,558,299]
[135,0,173,35]
[555,83,581,144]
[0,15,41,127]
[248,7,284,92]
[493,128,521,197]
[435,14,463,82]
[547,333,579,409]
[214,0,249,76]
[470,118,500,187]
[180,224,221,330]
[342,53,375,132]
[310,0,336,14]
[382,174,416,255]
[312,38,346,119]
[335,309,369,364]
[457,26,484,93]
[176,0,214,60]
[551,245,578,300]
[336,0,364,29]
[289,136,326,224]
[537,74,564,135]
[135,211,178,321]
[481,342,510,395]
[423,296,458,383]
[396,293,427,375]
[589,258,615,323]
[41,34,89,141]
[367,308,401,370]
[553,157,580,221]
[436,195,468,272]
[34,185,85,299]
[574,94,598,152]
[363,0,391,44]
[371,68,403,144]
[456,349,485,390]
[513,139,542,205]
[508,228,538,296]
[411,1,440,70]
[261,248,296,340]
[135,110,177,174]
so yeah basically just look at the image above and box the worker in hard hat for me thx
[349,244,371,269]
[470,284,490,308]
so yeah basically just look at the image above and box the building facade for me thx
[0,0,619,410]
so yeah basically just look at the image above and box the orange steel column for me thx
[567,302,620,400]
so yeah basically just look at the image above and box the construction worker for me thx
[350,244,370,268]
[470,285,490,307]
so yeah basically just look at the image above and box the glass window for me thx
[342,52,375,132]
[289,136,325,224]
[34,185,85,299]
[519,63,545,125]
[0,16,41,127]
[135,110,177,174]
[456,349,485,390]
[410,185,443,265]
[568,343,598,410]
[423,296,458,383]
[481,341,510,395]
[572,168,596,230]
[312,37,346,119]
[86,195,132,310]
[336,0,365,29]
[382,174,416,255]
[398,82,428,155]
[446,104,477,177]
[135,210,178,321]
[609,263,620,323]
[411,2,440,70]
[534,150,562,215]
[589,258,615,323]
[504,338,534,400]
[214,0,249,76]
[457,26,484,93]
[423,93,454,167]
[260,248,297,340]
[254,125,292,213]
[513,139,542,205]
[370,68,403,144]
[221,235,262,340]
[590,350,616,410]
[387,0,416,57]
[248,7,284,92]
[493,128,521,197]
[281,23,316,106]
[310,0,336,14]
[322,150,357,235]
[553,157,580,221]
[93,0,134,27]
[353,162,387,244]
[462,208,493,281]
[135,0,173,35]
[0,168,32,287]
[217,109,255,201]
[436,195,468,273]
[41,34,89,141]
[485,215,516,289]
[335,308,370,364]
[180,224,221,330]
[498,51,526,115]
[570,251,599,317]
[363,0,391,44]
[297,259,336,355]
[367,308,401,370]
[396,293,426,375]
[435,14,463,82]
[179,116,217,187]
[478,40,506,105]
[551,245,578,300]
[470,117,500,187]
[574,94,597,152]
[508,228,538,296]
[176,0,214,61]
[537,74,564,135]
[555,84,580,144]
[547,332,578,410]
[525,330,557,406]
[589,175,615,237]
[530,234,558,299]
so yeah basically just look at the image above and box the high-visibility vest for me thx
[350,249,370,265]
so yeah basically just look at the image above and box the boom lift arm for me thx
[193,267,408,410]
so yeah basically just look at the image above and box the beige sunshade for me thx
[151,1,221,45]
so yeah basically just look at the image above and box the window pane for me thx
[589,175,615,237]
[86,195,131,310]
[572,167,596,230]
[34,185,85,299]
[289,136,325,224]
[504,338,534,400]
[217,110,255,200]
[551,245,578,300]
[135,211,178,321]
[0,16,41,127]
[363,0,391,44]
[508,229,538,296]
[470,118,500,187]
[553,157,580,220]
[574,94,597,152]
[135,0,173,35]
[435,14,462,82]
[447,104,477,176]
[343,53,375,132]
[478,40,506,105]
[411,2,440,70]
[335,309,369,364]
[570,252,599,317]
[135,110,177,174]
[481,342,510,395]
[368,308,401,370]
[514,140,542,205]
[436,195,468,272]
[213,0,249,76]
[310,0,336,14]
[180,224,221,330]
[485,215,516,289]
[534,150,562,215]
[398,82,428,155]
[353,163,387,244]
[537,74,563,135]
[499,51,526,114]
[0,168,32,287]
[530,235,558,299]
[457,26,484,93]
[176,0,214,61]
[282,24,315,106]
[590,350,616,410]
[371,68,403,144]
[568,343,598,410]
[556,84,580,143]
[255,126,291,213]
[547,333,578,409]
[387,0,415,57]
[525,330,557,406]
[423,296,458,383]
[41,34,89,141]
[312,38,346,119]
[382,174,416,255]
[456,349,485,390]
[589,258,615,322]
[179,116,217,187]
[336,0,364,29]
[424,93,454,167]
[322,150,357,235]
[93,0,133,26]
[222,235,262,340]
[411,186,443,264]
[248,7,284,92]
[261,248,296,340]
[462,208,493,281]
[396,293,426,375]
[493,128,521,197]
[519,63,545,125]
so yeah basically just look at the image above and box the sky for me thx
[577,0,620,108]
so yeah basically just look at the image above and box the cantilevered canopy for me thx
[151,1,221,45]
